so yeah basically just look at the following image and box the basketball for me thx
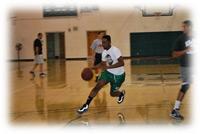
[81,67,94,81]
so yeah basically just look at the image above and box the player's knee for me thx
[180,84,190,93]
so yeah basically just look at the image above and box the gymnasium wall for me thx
[9,6,190,60]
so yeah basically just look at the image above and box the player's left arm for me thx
[106,56,124,69]
[90,61,107,70]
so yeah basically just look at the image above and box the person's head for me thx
[102,35,111,50]
[182,20,192,34]
[37,33,43,39]
[97,31,105,39]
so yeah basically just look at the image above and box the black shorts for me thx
[94,53,102,66]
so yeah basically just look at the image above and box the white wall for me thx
[9,6,190,60]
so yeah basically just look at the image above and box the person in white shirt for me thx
[78,35,125,114]
[90,31,105,82]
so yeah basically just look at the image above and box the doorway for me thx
[87,31,106,57]
[46,32,65,59]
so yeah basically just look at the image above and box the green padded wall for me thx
[130,31,182,57]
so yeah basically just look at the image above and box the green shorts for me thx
[98,70,125,92]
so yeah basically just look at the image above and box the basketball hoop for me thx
[154,12,161,20]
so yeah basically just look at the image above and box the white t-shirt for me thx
[102,46,125,75]
[90,39,104,54]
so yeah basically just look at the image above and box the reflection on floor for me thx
[9,59,191,126]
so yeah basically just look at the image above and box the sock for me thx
[173,100,181,110]
[86,96,93,105]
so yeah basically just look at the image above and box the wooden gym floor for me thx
[9,59,191,126]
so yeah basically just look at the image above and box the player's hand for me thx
[186,46,192,54]
[186,46,192,51]
[90,66,97,70]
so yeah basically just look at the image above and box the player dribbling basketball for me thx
[77,35,126,114]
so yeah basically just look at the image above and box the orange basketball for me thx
[81,67,94,81]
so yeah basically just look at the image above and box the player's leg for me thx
[110,89,125,104]
[38,55,46,77]
[110,73,126,104]
[77,80,108,114]
[177,88,187,101]
[30,64,37,78]
[110,90,121,97]
[30,56,38,77]
[39,64,45,77]
[29,64,38,79]
[89,80,108,98]
[30,64,38,72]
[170,67,190,120]
[94,53,102,82]
[170,83,189,120]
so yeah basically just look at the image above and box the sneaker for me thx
[39,73,46,77]
[117,90,125,104]
[29,71,35,77]
[77,104,89,114]
[170,109,184,120]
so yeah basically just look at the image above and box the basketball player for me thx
[90,31,105,82]
[30,33,46,78]
[170,20,192,120]
[78,35,125,114]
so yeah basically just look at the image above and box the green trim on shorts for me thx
[98,70,125,92]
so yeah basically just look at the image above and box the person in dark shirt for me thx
[30,33,46,78]
[170,20,192,120]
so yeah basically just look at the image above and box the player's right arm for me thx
[172,37,191,58]
[91,61,107,70]
[35,46,39,55]
[172,47,191,58]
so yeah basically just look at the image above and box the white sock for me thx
[173,100,181,110]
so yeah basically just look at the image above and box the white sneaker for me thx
[117,90,125,104]
[77,104,89,114]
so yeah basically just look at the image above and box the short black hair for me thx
[38,33,42,36]
[183,20,192,26]
[103,35,111,42]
